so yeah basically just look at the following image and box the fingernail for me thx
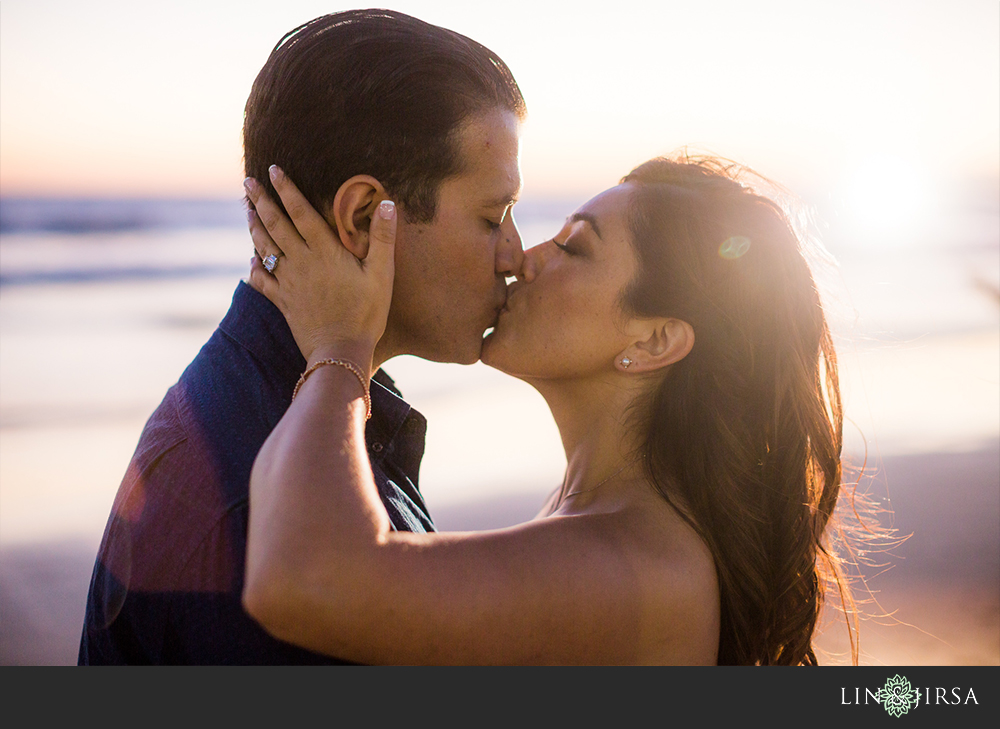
[243,177,255,194]
[269,165,280,182]
[377,200,395,219]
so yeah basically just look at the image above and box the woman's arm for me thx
[245,359,652,665]
[241,174,710,665]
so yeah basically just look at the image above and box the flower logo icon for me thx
[880,674,918,717]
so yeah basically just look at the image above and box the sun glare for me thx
[840,155,938,246]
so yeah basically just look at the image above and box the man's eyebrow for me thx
[567,211,603,239]
[484,191,520,208]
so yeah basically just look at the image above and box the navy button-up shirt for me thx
[79,281,434,664]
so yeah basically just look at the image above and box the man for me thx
[79,9,525,664]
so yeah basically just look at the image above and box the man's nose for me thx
[494,213,524,278]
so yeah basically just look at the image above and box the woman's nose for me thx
[519,240,554,283]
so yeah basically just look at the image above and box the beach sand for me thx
[1,447,996,666]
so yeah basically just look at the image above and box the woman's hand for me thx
[245,166,396,372]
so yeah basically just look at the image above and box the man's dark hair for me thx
[243,9,526,222]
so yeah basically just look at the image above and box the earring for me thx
[620,356,633,369]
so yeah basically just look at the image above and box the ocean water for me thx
[0,197,997,546]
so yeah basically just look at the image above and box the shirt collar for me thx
[220,280,305,383]
[220,281,415,452]
[366,371,417,463]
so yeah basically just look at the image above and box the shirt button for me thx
[371,442,383,453]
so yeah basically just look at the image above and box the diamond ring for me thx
[262,253,280,273]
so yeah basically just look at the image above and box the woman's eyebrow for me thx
[566,211,602,239]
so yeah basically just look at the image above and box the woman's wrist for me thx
[303,340,376,377]
[293,357,372,419]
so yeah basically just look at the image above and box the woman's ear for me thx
[617,318,694,373]
[331,175,387,260]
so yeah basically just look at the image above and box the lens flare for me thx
[719,235,751,260]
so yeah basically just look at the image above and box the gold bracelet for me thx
[292,358,372,420]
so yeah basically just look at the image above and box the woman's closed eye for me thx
[553,239,575,254]
[485,219,502,232]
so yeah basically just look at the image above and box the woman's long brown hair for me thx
[621,156,850,665]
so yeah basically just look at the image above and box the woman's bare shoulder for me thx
[590,489,721,664]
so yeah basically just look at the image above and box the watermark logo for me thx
[841,674,977,715]
[880,674,918,717]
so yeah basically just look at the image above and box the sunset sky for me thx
[2,0,997,216]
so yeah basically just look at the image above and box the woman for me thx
[242,155,850,665]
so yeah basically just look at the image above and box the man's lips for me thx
[487,294,510,331]
[488,278,523,329]
[492,301,508,326]
[501,280,523,312]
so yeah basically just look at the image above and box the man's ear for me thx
[330,175,388,260]
[617,318,695,373]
